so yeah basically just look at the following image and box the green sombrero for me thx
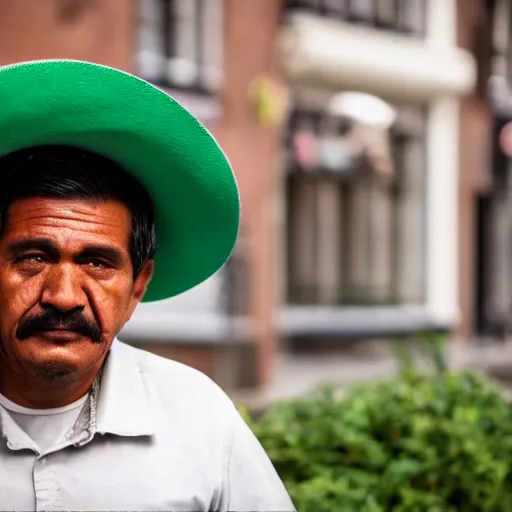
[0,59,240,302]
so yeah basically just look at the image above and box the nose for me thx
[40,264,86,313]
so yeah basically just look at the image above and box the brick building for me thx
[0,0,502,392]
[466,0,512,341]
[0,0,282,390]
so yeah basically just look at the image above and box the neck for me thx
[0,363,101,409]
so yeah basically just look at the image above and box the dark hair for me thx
[0,145,157,277]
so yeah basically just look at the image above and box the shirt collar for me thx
[94,338,155,437]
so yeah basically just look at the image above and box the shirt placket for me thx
[33,380,100,512]
[1,375,100,512]
[33,455,62,512]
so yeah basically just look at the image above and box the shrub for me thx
[243,370,512,511]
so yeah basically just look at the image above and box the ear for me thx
[127,260,155,317]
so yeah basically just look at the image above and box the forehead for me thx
[1,197,132,250]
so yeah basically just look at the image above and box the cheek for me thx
[0,269,42,329]
[88,279,135,333]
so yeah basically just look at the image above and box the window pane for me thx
[348,0,375,23]
[285,0,322,11]
[316,180,342,303]
[398,0,425,35]
[395,136,426,302]
[321,0,349,17]
[167,0,199,87]
[375,0,398,29]
[136,0,166,81]
[344,180,372,303]
[493,0,510,57]
[199,0,224,92]
[285,100,427,306]
[487,171,512,322]
[287,178,319,303]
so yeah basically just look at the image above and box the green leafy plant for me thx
[390,332,449,375]
[245,370,512,511]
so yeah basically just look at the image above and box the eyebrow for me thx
[7,238,59,259]
[6,237,125,265]
[78,245,124,266]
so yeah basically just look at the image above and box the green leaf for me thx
[246,368,512,511]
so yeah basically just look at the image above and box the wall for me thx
[0,0,283,389]
[456,0,493,340]
[0,0,135,69]
[212,0,283,387]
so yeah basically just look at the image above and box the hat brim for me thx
[0,59,240,302]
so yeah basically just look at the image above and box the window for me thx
[284,96,427,307]
[476,0,512,334]
[489,0,512,92]
[283,0,426,37]
[136,0,224,95]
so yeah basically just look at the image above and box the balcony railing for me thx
[283,0,426,37]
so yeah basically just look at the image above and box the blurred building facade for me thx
[470,0,512,341]
[0,0,283,390]
[277,0,472,347]
[0,0,505,391]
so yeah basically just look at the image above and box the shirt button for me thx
[39,457,47,465]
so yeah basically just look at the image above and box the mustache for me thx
[16,309,102,343]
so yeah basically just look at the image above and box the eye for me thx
[87,258,111,269]
[14,253,48,273]
[17,254,46,264]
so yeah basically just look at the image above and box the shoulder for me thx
[115,340,236,413]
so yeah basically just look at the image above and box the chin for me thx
[32,362,76,384]
[18,340,106,384]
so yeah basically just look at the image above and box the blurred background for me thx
[1,0,511,406]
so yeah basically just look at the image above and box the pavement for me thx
[229,337,512,411]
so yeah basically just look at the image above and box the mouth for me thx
[32,330,86,343]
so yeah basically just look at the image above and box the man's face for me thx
[0,197,153,383]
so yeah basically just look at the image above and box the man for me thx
[0,60,295,512]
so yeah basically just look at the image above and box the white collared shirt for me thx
[0,340,296,511]
[0,391,88,454]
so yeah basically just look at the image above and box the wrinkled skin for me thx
[0,197,154,408]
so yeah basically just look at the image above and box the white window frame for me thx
[135,0,224,122]
[278,0,474,336]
